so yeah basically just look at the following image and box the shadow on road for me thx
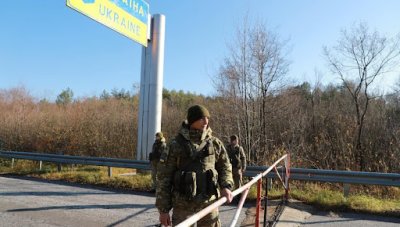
[303,211,400,225]
[7,203,153,212]
[0,174,155,197]
[0,191,114,196]
[106,206,153,227]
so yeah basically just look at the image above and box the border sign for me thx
[67,0,149,47]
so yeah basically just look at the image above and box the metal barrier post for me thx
[343,183,350,197]
[263,178,268,227]
[284,154,290,200]
[256,177,262,227]
[267,178,272,190]
[57,151,63,172]
[229,188,250,227]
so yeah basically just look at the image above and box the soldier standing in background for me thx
[156,104,234,227]
[149,132,167,193]
[226,135,247,190]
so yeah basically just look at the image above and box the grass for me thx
[1,159,399,217]
[37,167,153,192]
[0,159,152,192]
[245,181,284,201]
[290,182,400,217]
[244,178,399,217]
[347,195,399,215]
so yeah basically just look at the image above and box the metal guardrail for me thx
[246,166,400,187]
[0,151,150,171]
[1,151,399,187]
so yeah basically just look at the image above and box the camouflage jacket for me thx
[155,121,233,213]
[149,137,167,162]
[226,144,247,170]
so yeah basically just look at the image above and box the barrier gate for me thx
[176,154,290,227]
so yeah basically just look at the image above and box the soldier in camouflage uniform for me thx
[149,132,167,192]
[226,135,247,189]
[156,105,234,227]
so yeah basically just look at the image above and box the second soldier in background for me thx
[226,135,247,190]
[149,132,167,193]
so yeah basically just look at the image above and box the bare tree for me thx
[324,22,400,170]
[213,18,290,164]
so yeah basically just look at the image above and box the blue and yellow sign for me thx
[67,0,149,46]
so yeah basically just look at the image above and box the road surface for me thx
[275,199,399,227]
[300,210,400,227]
[0,175,247,227]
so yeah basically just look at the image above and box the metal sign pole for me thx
[136,14,165,160]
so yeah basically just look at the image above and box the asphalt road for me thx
[300,210,400,227]
[275,199,400,227]
[3,176,398,227]
[0,176,247,227]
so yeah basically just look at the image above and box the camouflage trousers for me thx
[172,198,221,227]
[151,160,158,190]
[232,167,243,190]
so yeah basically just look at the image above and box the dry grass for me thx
[0,87,138,158]
[290,182,400,217]
[0,160,152,192]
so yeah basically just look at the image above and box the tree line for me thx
[0,82,399,173]
[1,21,399,173]
[212,21,400,173]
